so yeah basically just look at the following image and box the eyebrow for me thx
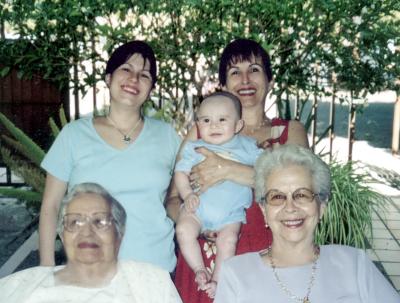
[228,63,263,69]
[120,62,151,72]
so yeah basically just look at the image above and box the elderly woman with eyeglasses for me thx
[214,145,399,303]
[0,183,182,303]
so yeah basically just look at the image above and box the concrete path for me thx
[367,195,400,293]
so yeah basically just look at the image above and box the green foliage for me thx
[0,108,67,210]
[1,0,398,132]
[315,160,390,248]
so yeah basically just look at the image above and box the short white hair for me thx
[255,145,331,205]
[57,183,126,239]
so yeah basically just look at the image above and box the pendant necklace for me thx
[267,246,319,303]
[107,115,142,144]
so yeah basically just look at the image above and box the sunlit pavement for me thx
[367,196,400,293]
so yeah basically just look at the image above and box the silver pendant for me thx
[123,135,131,144]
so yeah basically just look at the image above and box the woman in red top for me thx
[168,38,309,302]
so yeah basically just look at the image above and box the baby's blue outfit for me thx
[41,117,181,272]
[175,135,263,231]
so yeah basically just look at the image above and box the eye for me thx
[250,66,262,73]
[200,118,210,123]
[271,193,286,200]
[140,72,151,80]
[293,189,314,202]
[219,117,227,122]
[120,66,131,72]
[268,191,286,202]
[229,69,240,76]
[93,218,108,228]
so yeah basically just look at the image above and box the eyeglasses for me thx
[263,188,318,206]
[62,212,114,232]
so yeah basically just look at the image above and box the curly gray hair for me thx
[57,182,127,239]
[255,145,331,205]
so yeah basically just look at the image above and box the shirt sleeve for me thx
[40,123,74,182]
[358,249,400,302]
[175,141,198,173]
[243,136,264,165]
[214,261,239,303]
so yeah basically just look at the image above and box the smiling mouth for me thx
[237,88,256,96]
[121,85,139,95]
[78,242,99,249]
[281,219,304,228]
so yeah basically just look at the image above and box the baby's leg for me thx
[205,222,241,298]
[176,210,210,290]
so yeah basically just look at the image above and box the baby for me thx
[174,91,262,298]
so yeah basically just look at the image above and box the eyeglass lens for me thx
[266,188,315,206]
[63,212,113,232]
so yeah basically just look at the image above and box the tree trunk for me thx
[392,92,400,154]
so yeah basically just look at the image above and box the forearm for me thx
[223,161,255,187]
[165,179,182,223]
[39,208,58,266]
[174,171,195,199]
[39,174,67,265]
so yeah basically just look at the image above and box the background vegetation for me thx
[1,0,399,127]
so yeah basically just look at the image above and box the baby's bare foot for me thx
[194,269,210,290]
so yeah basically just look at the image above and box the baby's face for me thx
[196,96,243,145]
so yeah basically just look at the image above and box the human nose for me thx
[127,70,140,82]
[210,120,220,128]
[79,217,95,235]
[241,72,250,84]
[283,194,297,211]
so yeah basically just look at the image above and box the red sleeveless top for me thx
[174,118,290,303]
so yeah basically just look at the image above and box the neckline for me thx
[257,247,324,270]
[90,116,147,152]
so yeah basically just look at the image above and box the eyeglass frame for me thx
[62,212,115,233]
[261,187,321,206]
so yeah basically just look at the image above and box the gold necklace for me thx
[268,246,319,303]
[107,115,142,144]
[245,119,267,134]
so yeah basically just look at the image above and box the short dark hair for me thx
[218,38,273,86]
[200,91,242,118]
[105,40,157,88]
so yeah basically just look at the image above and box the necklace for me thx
[245,119,267,134]
[107,115,142,144]
[267,246,319,303]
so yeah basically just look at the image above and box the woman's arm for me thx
[286,120,309,148]
[39,174,67,266]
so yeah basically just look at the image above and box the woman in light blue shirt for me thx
[39,41,181,272]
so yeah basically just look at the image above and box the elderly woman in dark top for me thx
[0,183,182,303]
[214,145,399,303]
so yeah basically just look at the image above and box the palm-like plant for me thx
[315,160,390,248]
[0,108,67,210]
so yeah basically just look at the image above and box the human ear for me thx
[105,74,111,87]
[266,78,275,93]
[258,203,269,228]
[235,119,244,133]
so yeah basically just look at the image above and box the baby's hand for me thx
[184,193,200,212]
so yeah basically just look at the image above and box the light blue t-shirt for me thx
[41,117,181,272]
[175,135,263,231]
